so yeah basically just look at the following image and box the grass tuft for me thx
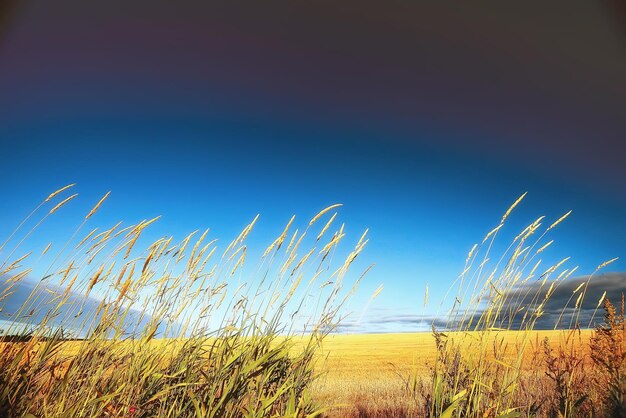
[0,187,367,418]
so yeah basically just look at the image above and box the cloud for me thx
[332,307,450,334]
[334,273,626,333]
[491,272,626,329]
[6,272,624,336]
[0,276,153,338]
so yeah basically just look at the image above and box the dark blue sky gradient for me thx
[1,0,625,331]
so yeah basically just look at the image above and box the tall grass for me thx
[0,185,369,417]
[416,193,622,418]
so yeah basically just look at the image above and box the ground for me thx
[311,330,593,417]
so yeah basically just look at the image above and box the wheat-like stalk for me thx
[0,187,367,418]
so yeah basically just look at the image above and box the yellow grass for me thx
[0,329,595,408]
[2,188,623,417]
[311,330,594,416]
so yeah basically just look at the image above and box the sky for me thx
[0,0,625,333]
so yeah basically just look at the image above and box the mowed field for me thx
[311,330,593,417]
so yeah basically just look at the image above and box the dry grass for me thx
[311,331,594,417]
[312,193,624,418]
[1,187,624,418]
[0,186,369,417]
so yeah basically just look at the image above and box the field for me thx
[311,331,596,417]
[313,332,437,414]
[0,329,599,417]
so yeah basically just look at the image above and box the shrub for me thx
[589,295,626,417]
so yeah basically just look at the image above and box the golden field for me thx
[0,329,597,417]
[311,330,594,417]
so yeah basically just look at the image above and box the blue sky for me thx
[1,1,625,332]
